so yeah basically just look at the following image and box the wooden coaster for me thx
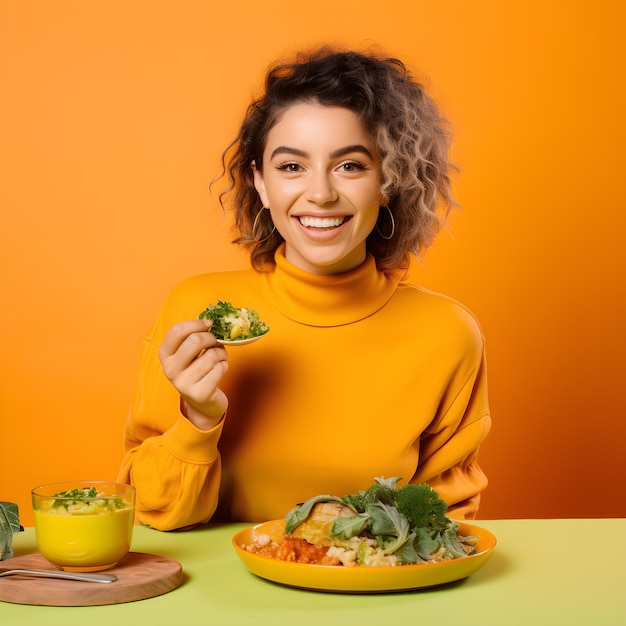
[0,551,183,606]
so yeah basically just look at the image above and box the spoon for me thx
[216,329,269,346]
[216,334,267,346]
[0,567,117,583]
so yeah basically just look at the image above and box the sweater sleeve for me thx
[412,346,491,520]
[117,329,224,531]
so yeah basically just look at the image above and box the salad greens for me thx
[198,300,269,341]
[285,477,477,565]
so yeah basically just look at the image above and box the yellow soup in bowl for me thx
[32,481,135,572]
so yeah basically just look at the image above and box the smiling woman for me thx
[226,49,454,275]
[117,46,491,531]
[252,104,382,275]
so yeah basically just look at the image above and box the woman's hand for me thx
[159,319,229,430]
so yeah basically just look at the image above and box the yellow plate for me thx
[232,519,496,593]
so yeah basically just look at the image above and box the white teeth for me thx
[298,216,345,228]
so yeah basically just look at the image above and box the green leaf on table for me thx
[0,501,22,560]
[0,502,21,533]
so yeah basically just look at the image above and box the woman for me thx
[118,47,491,531]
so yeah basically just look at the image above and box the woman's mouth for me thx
[298,216,348,228]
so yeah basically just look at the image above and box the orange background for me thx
[1,0,624,526]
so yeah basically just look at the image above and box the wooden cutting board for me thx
[0,551,183,606]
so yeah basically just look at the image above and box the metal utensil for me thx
[216,334,267,346]
[0,567,117,583]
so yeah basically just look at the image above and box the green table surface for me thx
[1,519,624,625]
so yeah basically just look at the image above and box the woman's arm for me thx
[118,413,224,530]
[117,319,229,530]
[412,349,491,519]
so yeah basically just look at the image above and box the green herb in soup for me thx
[37,487,131,516]
[198,300,269,341]
[53,487,100,503]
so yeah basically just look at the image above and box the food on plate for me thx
[198,300,270,341]
[243,477,478,567]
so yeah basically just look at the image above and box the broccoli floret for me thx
[396,483,449,533]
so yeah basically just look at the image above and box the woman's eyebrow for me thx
[330,145,374,159]
[270,146,308,159]
[270,145,374,160]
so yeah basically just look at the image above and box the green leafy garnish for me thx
[330,513,369,540]
[396,482,449,532]
[285,477,476,565]
[198,300,269,341]
[52,487,100,508]
[48,487,127,513]
[285,495,352,534]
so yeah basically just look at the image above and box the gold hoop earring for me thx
[251,208,276,243]
[375,206,395,240]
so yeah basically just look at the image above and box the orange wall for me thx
[1,0,624,526]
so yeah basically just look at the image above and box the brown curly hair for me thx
[217,46,456,273]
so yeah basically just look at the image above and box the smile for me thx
[298,216,347,228]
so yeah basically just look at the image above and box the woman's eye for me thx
[338,161,365,173]
[277,162,303,173]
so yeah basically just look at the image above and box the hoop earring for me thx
[251,208,276,243]
[375,206,395,240]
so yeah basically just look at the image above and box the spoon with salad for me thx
[198,300,270,346]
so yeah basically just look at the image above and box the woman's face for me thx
[253,103,382,275]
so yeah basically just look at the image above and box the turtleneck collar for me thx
[263,244,401,327]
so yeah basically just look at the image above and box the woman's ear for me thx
[252,161,269,208]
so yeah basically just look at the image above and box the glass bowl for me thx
[32,481,135,572]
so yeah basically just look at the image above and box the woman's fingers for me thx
[159,319,214,364]
[177,353,229,405]
[177,342,228,388]
[159,319,219,381]
[158,319,229,414]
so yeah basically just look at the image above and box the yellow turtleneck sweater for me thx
[118,247,491,530]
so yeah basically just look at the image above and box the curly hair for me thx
[217,46,456,273]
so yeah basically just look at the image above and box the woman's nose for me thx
[305,172,338,205]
